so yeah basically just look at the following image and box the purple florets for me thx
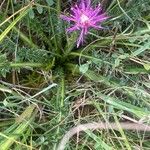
[60,0,108,47]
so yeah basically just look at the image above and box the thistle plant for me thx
[0,0,150,150]
[61,0,108,47]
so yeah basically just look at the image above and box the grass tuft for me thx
[0,0,150,150]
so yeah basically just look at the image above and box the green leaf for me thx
[97,93,150,118]
[132,40,150,56]
[0,105,36,150]
[114,58,120,67]
[125,66,150,74]
[36,5,43,14]
[79,63,89,74]
[46,0,54,6]
[29,8,35,19]
[0,8,29,43]
[65,32,77,54]
[3,99,8,106]
[118,54,129,59]
[143,63,150,71]
[85,130,112,150]
[0,53,10,77]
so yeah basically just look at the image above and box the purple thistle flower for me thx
[60,0,108,47]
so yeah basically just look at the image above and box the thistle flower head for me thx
[60,0,108,47]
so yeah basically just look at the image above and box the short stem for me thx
[53,76,65,150]
[60,77,65,107]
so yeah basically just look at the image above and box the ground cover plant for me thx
[0,0,150,149]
